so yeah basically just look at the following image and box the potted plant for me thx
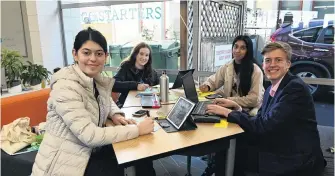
[21,61,51,89]
[1,48,24,93]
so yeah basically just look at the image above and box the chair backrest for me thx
[1,89,51,127]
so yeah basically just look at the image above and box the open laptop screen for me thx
[181,72,199,103]
[171,69,195,89]
[166,97,195,129]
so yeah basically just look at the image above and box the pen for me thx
[146,110,150,117]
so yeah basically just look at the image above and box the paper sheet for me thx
[156,111,167,119]
[168,94,179,101]
[131,117,161,132]
[214,119,229,128]
[137,88,159,95]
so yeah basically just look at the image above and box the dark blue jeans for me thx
[84,145,124,176]
[85,145,156,176]
[215,134,325,176]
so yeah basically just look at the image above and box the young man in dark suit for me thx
[207,42,326,176]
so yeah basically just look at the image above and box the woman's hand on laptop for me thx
[213,98,242,111]
[206,104,232,117]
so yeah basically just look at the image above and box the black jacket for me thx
[112,62,159,107]
[228,72,325,176]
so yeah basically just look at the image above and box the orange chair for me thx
[1,89,50,127]
[1,89,119,127]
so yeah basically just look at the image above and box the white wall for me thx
[1,1,64,73]
[302,0,313,11]
[35,1,64,71]
[61,8,82,65]
[256,0,279,10]
[1,1,34,63]
[24,1,42,65]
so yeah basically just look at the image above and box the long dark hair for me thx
[232,35,257,96]
[122,42,154,77]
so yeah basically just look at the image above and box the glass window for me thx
[61,0,107,5]
[242,0,334,102]
[323,26,334,44]
[293,30,303,39]
[295,27,322,43]
[61,1,180,72]
[280,1,301,11]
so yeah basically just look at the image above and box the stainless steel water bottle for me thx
[160,71,169,102]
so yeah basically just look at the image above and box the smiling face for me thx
[262,49,291,84]
[232,40,247,63]
[135,47,150,69]
[73,40,107,78]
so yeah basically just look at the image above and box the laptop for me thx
[181,72,221,123]
[181,71,212,115]
[140,94,160,108]
[157,96,197,133]
[170,69,195,89]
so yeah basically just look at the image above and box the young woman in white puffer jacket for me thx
[32,27,155,176]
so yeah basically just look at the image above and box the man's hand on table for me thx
[206,98,242,117]
[213,98,242,111]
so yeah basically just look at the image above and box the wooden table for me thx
[114,106,243,164]
[113,90,244,176]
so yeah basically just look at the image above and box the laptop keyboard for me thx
[193,101,211,115]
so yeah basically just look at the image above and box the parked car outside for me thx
[270,21,334,97]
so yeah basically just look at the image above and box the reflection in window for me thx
[293,27,322,43]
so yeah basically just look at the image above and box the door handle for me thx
[314,48,329,52]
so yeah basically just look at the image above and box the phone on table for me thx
[205,94,224,99]
[132,110,149,117]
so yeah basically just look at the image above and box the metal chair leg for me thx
[201,154,215,176]
[185,155,192,176]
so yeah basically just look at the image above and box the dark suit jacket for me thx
[227,72,325,176]
[112,62,159,107]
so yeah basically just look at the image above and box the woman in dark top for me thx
[113,42,159,107]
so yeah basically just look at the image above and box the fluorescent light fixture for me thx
[314,5,335,9]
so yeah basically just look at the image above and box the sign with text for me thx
[81,7,162,24]
[214,44,232,67]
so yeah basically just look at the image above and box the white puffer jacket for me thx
[32,64,139,176]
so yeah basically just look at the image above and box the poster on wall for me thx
[214,44,232,67]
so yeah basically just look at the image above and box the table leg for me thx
[225,138,236,176]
